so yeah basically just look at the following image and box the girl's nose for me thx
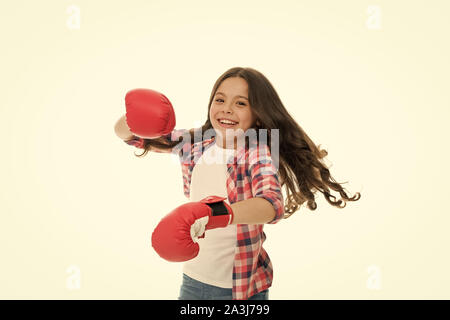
[222,102,233,113]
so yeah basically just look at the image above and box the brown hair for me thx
[133,67,361,218]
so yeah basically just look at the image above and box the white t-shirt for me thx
[182,142,237,288]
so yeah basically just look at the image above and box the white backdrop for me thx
[1,0,449,299]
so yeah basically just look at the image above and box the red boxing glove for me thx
[151,196,234,262]
[125,88,176,139]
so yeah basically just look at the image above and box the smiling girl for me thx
[115,67,361,300]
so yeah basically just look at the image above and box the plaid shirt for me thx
[125,128,284,300]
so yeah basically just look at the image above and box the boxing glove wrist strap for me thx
[200,196,234,229]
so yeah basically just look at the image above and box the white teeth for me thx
[219,119,237,125]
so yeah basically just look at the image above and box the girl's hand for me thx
[125,88,176,139]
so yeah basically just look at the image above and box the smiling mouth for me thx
[217,119,239,126]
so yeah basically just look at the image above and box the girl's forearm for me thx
[114,114,134,140]
[229,197,276,225]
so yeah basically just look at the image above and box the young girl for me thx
[115,67,361,300]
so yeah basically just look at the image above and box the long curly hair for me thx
[132,67,361,218]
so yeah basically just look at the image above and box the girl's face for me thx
[209,77,256,149]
